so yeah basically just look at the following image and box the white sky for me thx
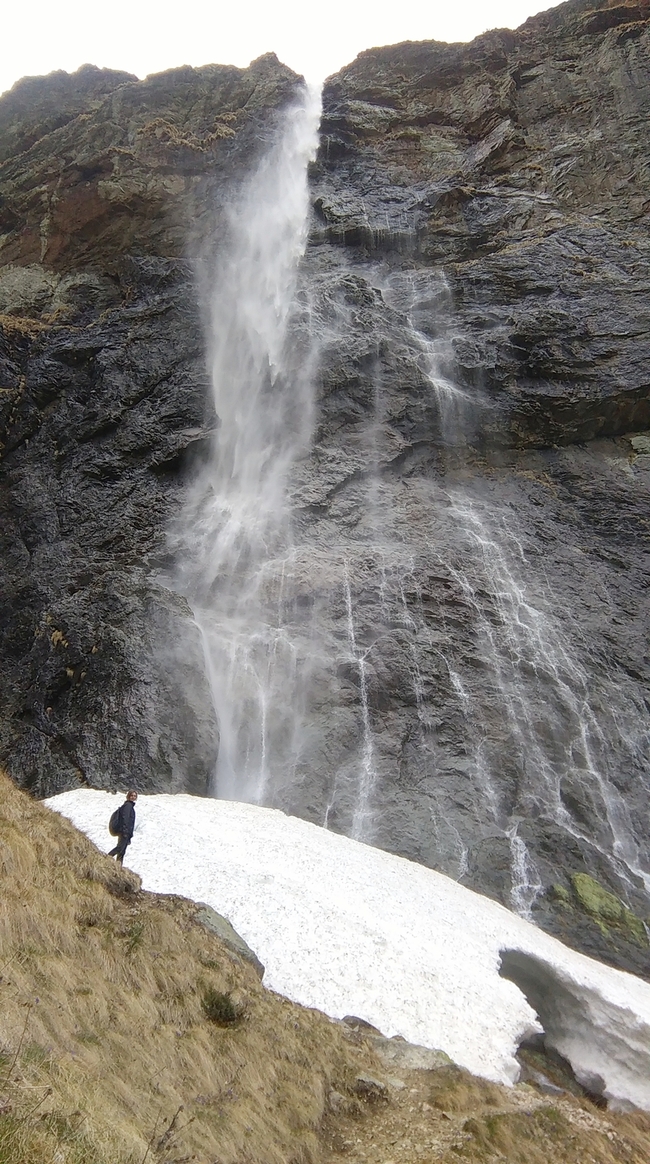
[2,0,557,96]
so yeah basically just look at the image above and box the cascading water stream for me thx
[171,85,322,803]
[442,494,650,905]
[317,260,650,910]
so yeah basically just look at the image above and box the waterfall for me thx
[168,87,650,919]
[171,84,322,803]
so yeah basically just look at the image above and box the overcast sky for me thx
[2,0,558,95]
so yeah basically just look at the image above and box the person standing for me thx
[108,790,137,866]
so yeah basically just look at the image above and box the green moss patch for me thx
[570,874,648,947]
[549,883,572,907]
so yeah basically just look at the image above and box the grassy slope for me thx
[2,770,650,1164]
[0,771,373,1163]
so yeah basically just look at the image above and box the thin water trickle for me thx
[380,268,473,445]
[446,494,650,899]
[370,265,650,907]
[344,563,377,841]
[508,824,544,919]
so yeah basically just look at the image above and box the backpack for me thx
[108,808,121,837]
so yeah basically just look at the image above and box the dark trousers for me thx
[108,834,131,863]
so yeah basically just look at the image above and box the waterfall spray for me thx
[172,85,321,802]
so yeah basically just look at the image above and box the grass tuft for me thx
[123,921,145,956]
[201,987,242,1027]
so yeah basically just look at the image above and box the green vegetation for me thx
[550,883,571,906]
[570,874,649,947]
[201,987,241,1026]
[123,920,145,956]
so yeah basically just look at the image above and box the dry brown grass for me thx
[426,1065,505,1113]
[0,771,374,1164]
[0,314,45,338]
[437,1098,650,1164]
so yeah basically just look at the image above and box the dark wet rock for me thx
[0,257,220,797]
[516,1035,600,1103]
[315,0,650,446]
[280,0,650,977]
[534,875,650,980]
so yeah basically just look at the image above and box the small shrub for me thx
[124,921,144,955]
[201,988,240,1027]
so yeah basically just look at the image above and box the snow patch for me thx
[46,790,650,1110]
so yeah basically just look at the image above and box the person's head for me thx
[126,790,138,803]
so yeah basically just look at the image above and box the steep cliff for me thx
[1,0,649,976]
[317,0,650,443]
[298,0,650,976]
[0,54,301,797]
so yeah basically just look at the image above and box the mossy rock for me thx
[549,883,572,907]
[570,874,648,947]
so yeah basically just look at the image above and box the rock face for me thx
[317,0,650,446]
[290,0,650,977]
[194,903,265,979]
[1,1,650,975]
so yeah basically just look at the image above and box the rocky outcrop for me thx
[194,902,265,979]
[1,1,649,975]
[0,55,301,270]
[0,64,138,165]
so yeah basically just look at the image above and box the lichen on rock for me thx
[570,873,649,948]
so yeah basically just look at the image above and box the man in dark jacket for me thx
[108,790,137,866]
